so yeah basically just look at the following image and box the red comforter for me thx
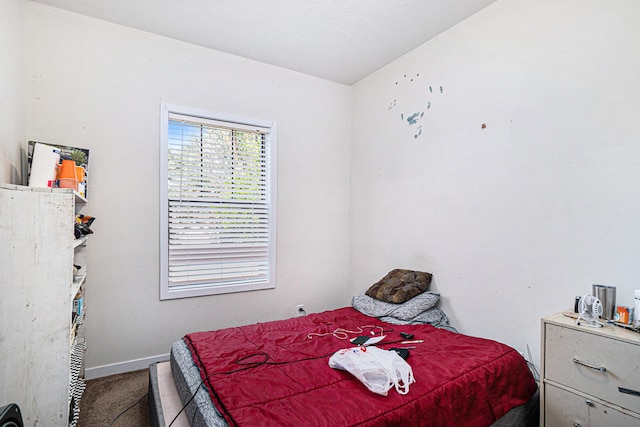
[184,307,536,426]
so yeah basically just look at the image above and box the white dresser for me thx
[540,312,640,426]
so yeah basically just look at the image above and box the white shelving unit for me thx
[0,184,89,426]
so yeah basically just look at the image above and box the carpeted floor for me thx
[78,369,151,427]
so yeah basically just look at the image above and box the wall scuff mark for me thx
[388,72,444,140]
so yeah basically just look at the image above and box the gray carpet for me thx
[78,369,151,427]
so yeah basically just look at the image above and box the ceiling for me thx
[30,0,498,85]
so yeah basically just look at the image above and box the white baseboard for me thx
[85,353,170,380]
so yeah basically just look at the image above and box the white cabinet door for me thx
[544,323,640,413]
[545,383,639,427]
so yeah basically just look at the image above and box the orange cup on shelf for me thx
[59,160,77,179]
[76,166,85,183]
[58,160,78,191]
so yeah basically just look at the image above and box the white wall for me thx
[23,2,352,373]
[0,0,25,184]
[350,0,640,368]
[15,0,640,375]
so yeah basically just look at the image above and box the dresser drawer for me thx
[545,383,640,427]
[544,323,640,413]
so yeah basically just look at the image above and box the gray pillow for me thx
[352,291,440,321]
[379,308,455,331]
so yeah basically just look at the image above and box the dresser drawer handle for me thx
[618,387,640,397]
[572,357,606,372]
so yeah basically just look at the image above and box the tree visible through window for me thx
[160,105,277,299]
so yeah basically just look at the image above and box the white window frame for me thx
[160,103,277,300]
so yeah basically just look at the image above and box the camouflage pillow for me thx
[365,269,433,304]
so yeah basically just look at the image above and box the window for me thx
[160,104,277,299]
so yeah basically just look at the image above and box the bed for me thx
[149,270,538,426]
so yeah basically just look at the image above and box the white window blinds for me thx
[160,105,276,299]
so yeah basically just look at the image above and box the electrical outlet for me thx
[296,304,305,317]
